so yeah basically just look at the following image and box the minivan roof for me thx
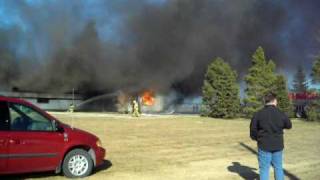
[0,96,58,121]
[0,96,34,106]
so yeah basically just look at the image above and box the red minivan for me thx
[0,96,106,178]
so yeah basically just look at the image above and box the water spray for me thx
[71,88,75,129]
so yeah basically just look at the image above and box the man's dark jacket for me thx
[250,105,292,152]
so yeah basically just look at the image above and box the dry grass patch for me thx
[6,113,320,180]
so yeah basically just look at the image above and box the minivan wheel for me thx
[62,149,93,178]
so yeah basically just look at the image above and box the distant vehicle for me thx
[289,92,319,118]
[0,96,106,178]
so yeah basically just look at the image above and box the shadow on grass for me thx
[93,159,113,174]
[239,142,301,180]
[1,159,112,180]
[227,162,259,180]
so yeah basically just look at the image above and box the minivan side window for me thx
[9,103,53,131]
[0,101,9,131]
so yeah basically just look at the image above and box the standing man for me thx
[250,92,292,180]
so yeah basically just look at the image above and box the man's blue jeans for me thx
[258,148,284,180]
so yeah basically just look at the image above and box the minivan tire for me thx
[62,149,93,178]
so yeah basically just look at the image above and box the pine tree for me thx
[292,66,309,93]
[201,57,240,118]
[273,75,293,117]
[243,47,278,117]
[306,57,320,121]
[306,100,320,122]
[311,57,320,83]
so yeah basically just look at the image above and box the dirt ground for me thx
[5,112,320,180]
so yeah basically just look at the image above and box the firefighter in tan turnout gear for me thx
[132,100,140,117]
[68,103,75,113]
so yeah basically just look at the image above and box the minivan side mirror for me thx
[52,120,64,133]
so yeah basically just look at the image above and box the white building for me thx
[0,91,84,111]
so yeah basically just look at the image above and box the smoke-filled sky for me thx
[0,0,319,95]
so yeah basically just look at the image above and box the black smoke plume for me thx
[0,0,319,95]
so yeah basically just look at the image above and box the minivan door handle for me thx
[9,139,20,144]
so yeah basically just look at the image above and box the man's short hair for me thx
[264,92,277,104]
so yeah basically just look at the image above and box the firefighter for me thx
[132,100,140,117]
[68,103,75,113]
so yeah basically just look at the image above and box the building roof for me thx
[0,91,83,100]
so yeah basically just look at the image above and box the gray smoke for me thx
[0,0,319,95]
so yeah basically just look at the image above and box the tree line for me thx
[201,46,320,121]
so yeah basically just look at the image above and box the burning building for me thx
[116,90,201,114]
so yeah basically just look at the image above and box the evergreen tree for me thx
[306,57,320,121]
[292,66,309,93]
[201,57,240,118]
[243,47,277,117]
[273,75,293,117]
[305,98,320,122]
[311,57,320,83]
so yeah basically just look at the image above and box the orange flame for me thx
[141,90,155,106]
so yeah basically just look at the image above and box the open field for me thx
[5,112,320,180]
